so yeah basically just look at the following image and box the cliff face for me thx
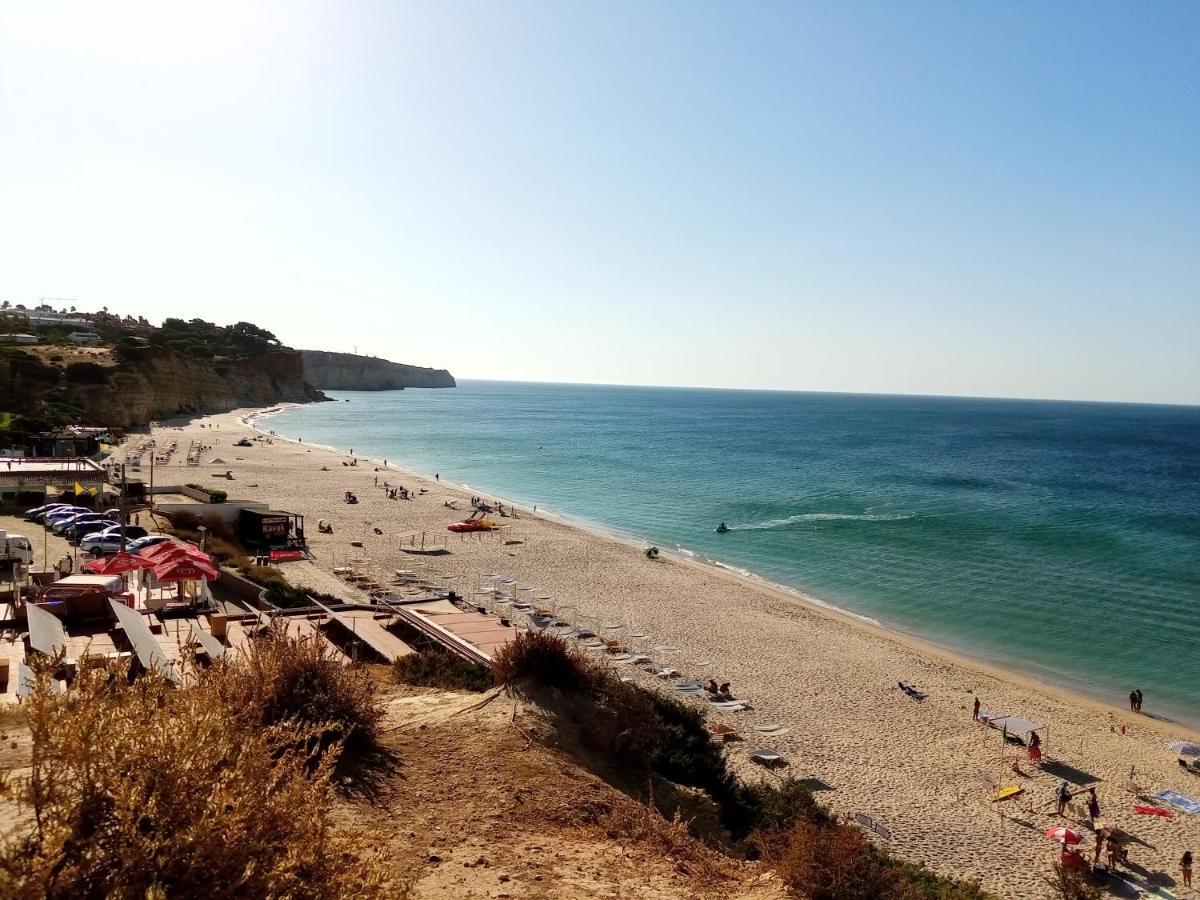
[78,349,326,427]
[301,350,456,390]
[1,346,326,429]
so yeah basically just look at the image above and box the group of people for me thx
[377,478,410,500]
[704,680,736,701]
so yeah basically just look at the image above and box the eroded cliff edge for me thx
[301,350,456,390]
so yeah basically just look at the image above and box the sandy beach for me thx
[122,407,1200,899]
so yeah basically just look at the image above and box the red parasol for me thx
[83,551,156,575]
[140,540,206,560]
[152,557,218,583]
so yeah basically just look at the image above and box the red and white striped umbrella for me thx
[1044,826,1082,844]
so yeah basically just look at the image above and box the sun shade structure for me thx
[26,602,67,656]
[109,599,180,683]
[1168,741,1200,757]
[986,714,1047,745]
[311,598,414,662]
[140,541,207,561]
[83,551,155,575]
[152,558,218,583]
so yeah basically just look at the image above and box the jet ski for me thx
[715,522,729,534]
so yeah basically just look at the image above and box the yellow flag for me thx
[74,481,85,496]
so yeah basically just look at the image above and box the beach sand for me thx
[124,408,1200,899]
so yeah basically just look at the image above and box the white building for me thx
[0,333,38,344]
[67,331,101,344]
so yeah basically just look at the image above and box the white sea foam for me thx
[730,511,916,531]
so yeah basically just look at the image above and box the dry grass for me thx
[0,653,388,899]
[492,629,595,691]
[756,819,990,900]
[211,622,382,755]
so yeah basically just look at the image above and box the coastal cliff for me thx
[82,348,327,426]
[1,346,326,429]
[301,350,456,390]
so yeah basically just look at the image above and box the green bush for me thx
[393,649,495,693]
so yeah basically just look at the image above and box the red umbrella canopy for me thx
[83,551,156,575]
[140,540,206,560]
[152,557,219,583]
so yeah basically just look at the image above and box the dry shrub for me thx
[760,820,890,899]
[757,818,990,900]
[492,630,594,691]
[597,799,727,883]
[393,649,494,692]
[212,623,381,754]
[0,657,386,899]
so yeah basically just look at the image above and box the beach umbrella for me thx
[83,551,155,575]
[139,540,203,559]
[1168,741,1200,757]
[153,557,218,583]
[141,542,209,562]
[1044,827,1082,845]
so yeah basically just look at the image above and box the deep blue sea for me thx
[266,382,1200,725]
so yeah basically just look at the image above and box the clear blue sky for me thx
[2,2,1197,403]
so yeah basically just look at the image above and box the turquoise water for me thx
[265,383,1200,725]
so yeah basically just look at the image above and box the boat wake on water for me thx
[729,511,917,531]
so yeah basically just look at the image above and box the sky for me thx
[1,2,1197,404]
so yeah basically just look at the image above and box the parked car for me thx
[67,518,120,543]
[126,534,174,553]
[51,512,110,535]
[44,508,90,530]
[80,526,152,557]
[24,503,71,522]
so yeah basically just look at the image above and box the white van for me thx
[0,530,34,565]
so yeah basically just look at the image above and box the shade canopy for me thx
[152,557,218,583]
[140,540,206,560]
[84,551,155,575]
[1168,741,1200,757]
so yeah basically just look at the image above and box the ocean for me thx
[264,382,1200,725]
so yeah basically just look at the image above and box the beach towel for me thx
[1133,805,1172,817]
[1151,789,1200,814]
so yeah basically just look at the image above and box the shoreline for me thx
[247,404,1198,737]
[137,405,1200,898]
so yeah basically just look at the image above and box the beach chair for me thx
[707,722,740,742]
[750,749,788,769]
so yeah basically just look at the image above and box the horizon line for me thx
[420,376,1200,410]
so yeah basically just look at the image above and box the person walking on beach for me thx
[1087,787,1101,823]
[1093,830,1104,865]
[1135,689,1143,712]
[1129,690,1138,711]
[435,473,439,481]
[972,697,980,721]
[1056,780,1071,816]
[1182,850,1193,887]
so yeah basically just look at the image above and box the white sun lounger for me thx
[750,749,788,768]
